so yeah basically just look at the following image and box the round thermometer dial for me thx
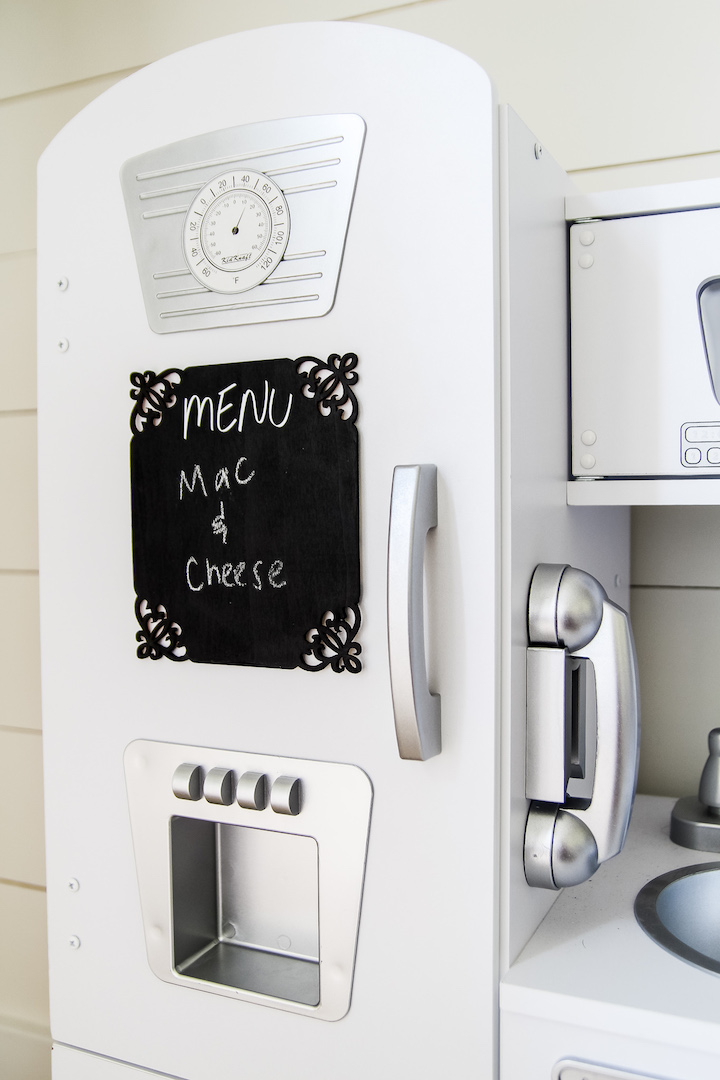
[183,170,290,294]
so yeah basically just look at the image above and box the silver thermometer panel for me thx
[121,113,365,333]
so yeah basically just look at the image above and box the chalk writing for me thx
[179,458,256,501]
[211,502,228,544]
[185,556,286,592]
[183,381,293,440]
[179,464,207,500]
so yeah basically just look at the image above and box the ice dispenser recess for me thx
[171,818,320,1005]
[124,741,372,1020]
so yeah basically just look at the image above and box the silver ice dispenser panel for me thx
[124,741,372,1021]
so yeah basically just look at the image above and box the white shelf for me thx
[565,177,720,223]
[567,479,720,506]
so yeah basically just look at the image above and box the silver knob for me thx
[172,763,203,801]
[204,767,235,806]
[271,776,302,816]
[237,771,268,811]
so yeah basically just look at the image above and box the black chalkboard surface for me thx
[130,355,361,672]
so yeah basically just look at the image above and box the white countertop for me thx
[501,795,720,1053]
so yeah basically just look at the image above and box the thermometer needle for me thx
[231,207,247,235]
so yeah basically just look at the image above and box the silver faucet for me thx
[671,728,720,849]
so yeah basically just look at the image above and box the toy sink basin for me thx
[635,862,720,975]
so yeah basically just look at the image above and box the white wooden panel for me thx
[502,993,720,1080]
[631,585,720,796]
[0,0,412,99]
[0,1019,50,1080]
[499,107,630,969]
[632,507,720,587]
[0,882,49,1028]
[0,730,45,886]
[0,414,37,571]
[355,0,720,171]
[0,251,36,410]
[0,72,131,257]
[0,573,41,730]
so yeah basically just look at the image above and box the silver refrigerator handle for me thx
[387,464,441,760]
[524,564,640,889]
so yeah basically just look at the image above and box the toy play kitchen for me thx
[37,19,720,1080]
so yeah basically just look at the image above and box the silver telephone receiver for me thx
[523,564,640,890]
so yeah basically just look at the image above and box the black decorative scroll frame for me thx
[130,369,182,434]
[130,355,361,672]
[295,352,359,422]
[300,605,362,674]
[135,597,187,661]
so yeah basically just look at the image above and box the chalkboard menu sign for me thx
[130,354,361,672]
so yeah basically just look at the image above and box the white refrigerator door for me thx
[38,23,500,1080]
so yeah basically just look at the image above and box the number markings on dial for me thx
[182,169,290,295]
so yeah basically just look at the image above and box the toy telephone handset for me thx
[524,564,640,890]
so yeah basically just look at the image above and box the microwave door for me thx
[698,277,720,404]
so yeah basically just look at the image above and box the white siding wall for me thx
[2,1,718,1074]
